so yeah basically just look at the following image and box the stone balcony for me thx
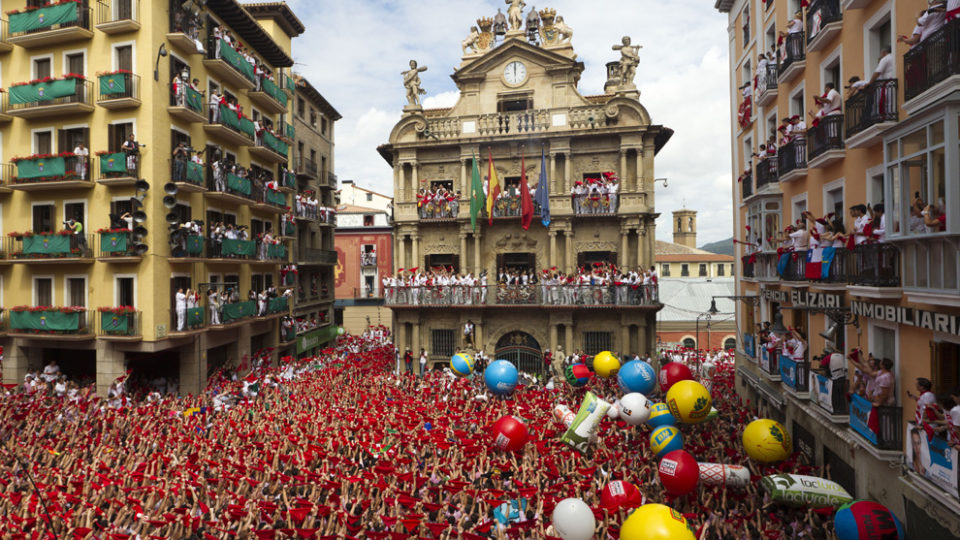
[415,103,634,140]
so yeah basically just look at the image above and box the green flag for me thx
[98,74,126,95]
[9,2,78,34]
[469,153,483,232]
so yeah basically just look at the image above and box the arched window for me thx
[682,337,696,349]
[724,337,737,350]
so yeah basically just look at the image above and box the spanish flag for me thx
[485,149,500,226]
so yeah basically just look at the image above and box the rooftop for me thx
[337,204,388,214]
[209,0,293,67]
[292,74,342,121]
[655,240,733,261]
[242,2,306,37]
[657,278,736,322]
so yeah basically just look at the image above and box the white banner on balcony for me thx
[906,421,960,500]
[813,373,834,413]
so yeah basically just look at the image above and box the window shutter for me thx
[108,125,116,152]
[58,130,68,154]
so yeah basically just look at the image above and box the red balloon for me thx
[659,362,693,393]
[599,480,645,512]
[658,450,699,496]
[490,415,529,452]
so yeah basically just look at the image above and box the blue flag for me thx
[535,147,551,227]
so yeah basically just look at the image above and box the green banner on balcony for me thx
[187,307,204,326]
[100,312,130,333]
[98,74,126,95]
[186,235,203,255]
[267,244,286,259]
[226,173,251,195]
[263,132,288,156]
[261,77,288,107]
[219,104,241,130]
[186,161,203,184]
[10,310,80,332]
[99,152,126,174]
[284,221,295,236]
[222,238,256,257]
[222,300,256,323]
[16,156,66,180]
[285,75,296,92]
[297,324,336,354]
[285,123,295,140]
[217,39,256,82]
[240,116,256,139]
[185,86,203,112]
[8,78,77,105]
[22,234,71,255]
[100,231,128,253]
[9,2,79,33]
[268,296,288,313]
[265,189,285,206]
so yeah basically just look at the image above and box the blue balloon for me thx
[834,501,905,540]
[647,403,677,429]
[650,426,683,460]
[484,360,519,396]
[618,360,657,395]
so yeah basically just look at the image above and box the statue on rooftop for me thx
[402,60,428,108]
[612,36,641,86]
[462,26,481,55]
[505,0,526,31]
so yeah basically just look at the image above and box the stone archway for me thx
[495,331,543,375]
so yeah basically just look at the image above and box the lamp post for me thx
[154,44,167,82]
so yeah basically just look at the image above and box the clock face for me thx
[504,61,527,85]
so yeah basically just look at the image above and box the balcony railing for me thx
[5,78,94,114]
[96,72,139,106]
[171,158,205,187]
[7,233,94,260]
[806,0,842,45]
[97,309,140,338]
[743,333,756,358]
[206,37,257,88]
[755,156,778,188]
[807,114,844,161]
[759,346,779,378]
[297,156,318,178]
[98,230,137,258]
[169,83,206,119]
[9,308,92,336]
[206,238,258,261]
[778,138,807,176]
[207,172,257,203]
[9,155,92,187]
[95,0,139,33]
[851,243,900,287]
[741,254,756,278]
[171,306,206,333]
[740,171,753,199]
[779,356,810,393]
[845,79,898,138]
[262,296,289,316]
[326,172,338,188]
[384,284,660,307]
[361,253,377,267]
[96,151,138,181]
[904,19,960,102]
[812,375,849,416]
[757,63,778,95]
[352,287,383,299]
[849,394,902,451]
[206,104,255,145]
[8,4,92,40]
[779,32,806,75]
[750,246,901,287]
[170,233,204,258]
[573,194,617,215]
[299,248,338,265]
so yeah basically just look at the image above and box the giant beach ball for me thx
[619,393,652,426]
[484,360,518,396]
[659,362,693,392]
[650,426,683,460]
[742,418,792,463]
[450,353,474,377]
[490,415,528,452]
[600,480,645,512]
[646,402,677,429]
[665,380,712,424]
[551,498,595,540]
[618,359,657,395]
[620,504,696,540]
[593,351,621,379]
[564,363,591,387]
[658,450,700,496]
[834,500,905,540]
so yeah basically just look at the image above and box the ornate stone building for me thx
[378,7,672,369]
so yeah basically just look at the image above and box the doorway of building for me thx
[495,331,543,375]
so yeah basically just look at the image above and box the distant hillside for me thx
[700,237,734,256]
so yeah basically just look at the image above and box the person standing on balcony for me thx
[175,288,187,331]
[920,2,947,42]
[73,142,89,180]
[419,348,428,377]
[464,320,475,349]
[121,134,140,173]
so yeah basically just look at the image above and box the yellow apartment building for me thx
[717,0,960,535]
[0,0,337,395]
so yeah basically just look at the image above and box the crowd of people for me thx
[418,186,460,219]
[570,173,619,215]
[383,264,659,306]
[204,222,286,261]
[173,285,292,330]
[0,330,851,539]
[295,193,336,224]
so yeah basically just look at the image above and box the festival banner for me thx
[297,325,337,354]
[849,394,877,444]
[240,116,256,139]
[185,86,203,112]
[905,421,960,500]
[217,39,256,82]
[222,300,256,323]
[743,333,756,358]
[186,161,204,184]
[98,74,126,95]
[221,239,256,257]
[261,76,288,106]
[218,104,242,130]
[779,355,798,388]
[16,156,67,180]
[99,152,126,174]
[9,2,78,33]
[265,189,286,206]
[8,78,77,105]
[226,173,252,195]
[268,297,288,314]
[100,231,128,253]
[760,346,770,372]
[813,373,836,413]
[263,131,289,156]
[267,244,286,259]
[22,234,71,255]
[10,310,80,332]
[186,235,204,255]
[100,313,130,333]
[187,307,204,326]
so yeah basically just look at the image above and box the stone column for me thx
[475,320,484,353]
[635,150,643,192]
[636,229,645,269]
[565,230,575,273]
[460,158,468,196]
[622,325,631,357]
[395,164,403,201]
[411,234,420,269]
[619,150,627,186]
[549,324,558,355]
[473,231,482,275]
[549,153,557,195]
[237,322,252,364]
[412,323,421,366]
[548,231,557,269]
[620,228,629,266]
[563,153,572,193]
[644,223,655,271]
[565,324,574,355]
[397,235,406,271]
[459,233,468,269]
[179,335,207,396]
[411,161,419,192]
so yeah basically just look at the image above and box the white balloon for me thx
[618,392,652,426]
[551,498,595,540]
[606,399,621,419]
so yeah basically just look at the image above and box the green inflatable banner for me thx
[8,78,77,105]
[217,39,256,82]
[222,239,256,257]
[268,297,288,314]
[100,313,130,333]
[265,189,285,206]
[560,391,611,453]
[186,161,203,184]
[267,244,286,259]
[22,235,71,255]
[11,310,80,332]
[100,231,128,253]
[760,474,853,508]
[186,235,204,255]
[9,2,78,34]
[185,86,203,112]
[98,74,126,95]
[187,307,204,326]
[222,300,256,323]
[99,152,126,174]
[226,174,251,196]
[16,156,67,180]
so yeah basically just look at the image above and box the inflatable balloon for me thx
[593,351,620,378]
[564,363,591,387]
[484,360,519,396]
[606,400,620,419]
[560,391,610,453]
[742,419,792,463]
[450,353,474,377]
[650,426,683,460]
[620,503,696,540]
[658,450,700,496]
[491,415,529,452]
[834,500,905,540]
[665,380,712,424]
[761,474,854,508]
[618,359,657,395]
[551,498,595,540]
[599,480,645,512]
[553,404,575,427]
[659,362,693,392]
[619,392,652,426]
[646,403,677,429]
[698,463,751,488]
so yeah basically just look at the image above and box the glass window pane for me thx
[903,244,915,287]
[887,166,900,234]
[902,159,926,235]
[931,147,946,211]
[886,140,898,160]
[917,243,928,288]
[944,240,958,291]
[902,128,927,156]
[930,241,942,289]
[931,120,944,146]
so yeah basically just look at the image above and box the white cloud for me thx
[279,0,732,245]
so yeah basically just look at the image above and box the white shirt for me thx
[175,292,187,310]
[874,54,895,80]
[949,404,960,427]
[824,88,842,115]
[787,18,803,33]
[73,146,89,157]
[872,214,886,243]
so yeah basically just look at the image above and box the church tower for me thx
[672,209,697,249]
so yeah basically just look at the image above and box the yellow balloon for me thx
[665,380,713,424]
[593,351,621,379]
[742,419,793,463]
[621,504,696,540]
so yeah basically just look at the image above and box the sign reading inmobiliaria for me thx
[851,301,960,336]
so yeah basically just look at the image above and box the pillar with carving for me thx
[411,233,420,269]
[459,232,468,269]
[564,229,575,274]
[473,231,482,275]
[549,152,557,195]
[548,230,557,269]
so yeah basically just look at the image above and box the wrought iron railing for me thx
[7,233,94,259]
[845,79,898,138]
[755,156,778,188]
[807,115,844,161]
[9,6,92,38]
[904,19,960,102]
[757,63,778,95]
[6,79,94,112]
[777,138,807,175]
[741,171,753,199]
[806,0,842,45]
[384,284,660,307]
[297,156,317,178]
[779,32,806,74]
[96,0,138,26]
[97,310,140,337]
[97,72,139,102]
[851,243,900,287]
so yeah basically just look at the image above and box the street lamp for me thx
[154,44,167,81]
[696,312,712,351]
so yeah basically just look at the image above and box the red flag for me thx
[520,151,533,230]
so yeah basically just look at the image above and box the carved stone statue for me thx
[505,0,525,31]
[462,26,481,55]
[612,36,642,87]
[402,60,428,108]
[493,8,507,35]
[554,15,573,44]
